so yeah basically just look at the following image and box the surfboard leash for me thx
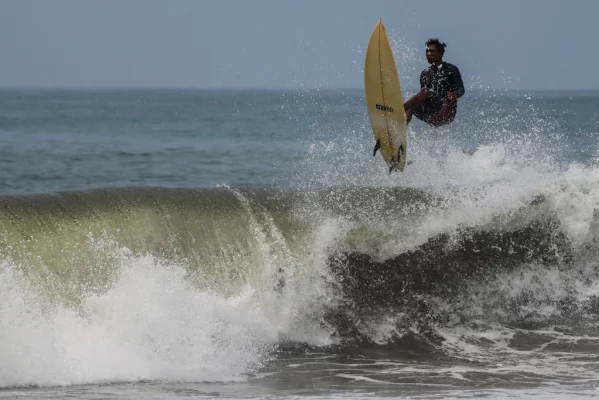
[411,125,433,142]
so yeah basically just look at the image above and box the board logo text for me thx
[376,104,394,112]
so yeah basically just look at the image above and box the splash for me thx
[0,253,278,387]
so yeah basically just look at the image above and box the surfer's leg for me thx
[411,107,428,123]
[427,101,457,127]
[410,92,443,123]
[413,101,441,123]
[404,89,430,112]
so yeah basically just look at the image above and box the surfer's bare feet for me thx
[405,109,413,124]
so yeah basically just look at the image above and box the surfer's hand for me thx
[447,92,457,102]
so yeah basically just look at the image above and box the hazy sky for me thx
[1,0,598,90]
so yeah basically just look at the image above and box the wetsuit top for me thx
[420,62,465,100]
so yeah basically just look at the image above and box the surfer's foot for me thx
[405,109,413,124]
[373,139,381,157]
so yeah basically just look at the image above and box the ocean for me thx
[1,88,599,399]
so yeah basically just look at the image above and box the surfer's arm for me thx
[448,66,465,98]
[420,70,426,90]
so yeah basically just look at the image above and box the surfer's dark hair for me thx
[426,38,446,55]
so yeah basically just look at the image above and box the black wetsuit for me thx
[413,62,465,124]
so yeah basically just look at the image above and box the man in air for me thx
[404,38,465,127]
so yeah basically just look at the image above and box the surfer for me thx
[404,38,465,127]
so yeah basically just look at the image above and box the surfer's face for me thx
[426,45,442,64]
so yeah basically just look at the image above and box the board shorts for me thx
[412,93,457,127]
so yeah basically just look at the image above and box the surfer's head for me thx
[425,38,445,64]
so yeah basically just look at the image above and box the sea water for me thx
[1,88,599,399]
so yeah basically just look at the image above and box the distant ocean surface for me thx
[2,88,599,400]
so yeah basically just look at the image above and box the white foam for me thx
[0,256,284,387]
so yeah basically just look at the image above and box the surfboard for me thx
[364,19,407,173]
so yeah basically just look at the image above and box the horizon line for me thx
[1,86,598,92]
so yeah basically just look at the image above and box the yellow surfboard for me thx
[364,19,407,172]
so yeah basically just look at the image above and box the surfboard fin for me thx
[398,145,405,164]
[373,139,381,157]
